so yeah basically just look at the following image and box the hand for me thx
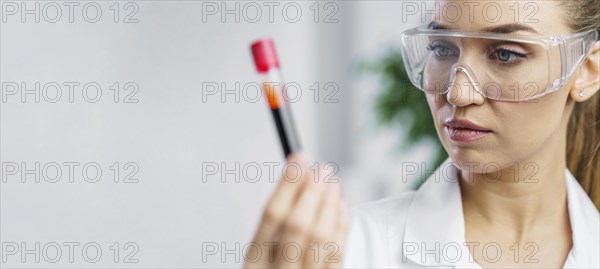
[244,152,350,269]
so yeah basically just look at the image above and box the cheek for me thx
[425,94,452,145]
[490,90,568,159]
[425,93,447,113]
[425,94,448,128]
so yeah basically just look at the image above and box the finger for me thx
[304,181,341,268]
[277,164,329,268]
[326,200,350,269]
[256,152,309,241]
[246,153,309,267]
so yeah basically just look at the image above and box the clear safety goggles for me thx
[399,26,599,102]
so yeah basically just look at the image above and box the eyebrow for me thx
[428,22,539,34]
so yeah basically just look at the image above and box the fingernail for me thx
[286,152,301,164]
[287,152,310,167]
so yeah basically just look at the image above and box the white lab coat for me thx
[344,158,600,268]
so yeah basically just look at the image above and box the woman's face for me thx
[426,0,576,172]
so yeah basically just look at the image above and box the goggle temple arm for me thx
[556,30,600,91]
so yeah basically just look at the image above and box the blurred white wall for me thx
[0,1,431,268]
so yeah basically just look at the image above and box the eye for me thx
[427,42,458,58]
[491,48,527,63]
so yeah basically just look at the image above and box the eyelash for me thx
[426,43,457,56]
[493,48,527,57]
[427,43,445,50]
[426,43,437,51]
[426,43,528,61]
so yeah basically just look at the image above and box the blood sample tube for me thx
[250,38,302,158]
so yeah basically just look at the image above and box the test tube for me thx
[250,38,302,158]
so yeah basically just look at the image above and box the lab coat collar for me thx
[402,157,467,267]
[564,168,600,267]
[402,157,600,268]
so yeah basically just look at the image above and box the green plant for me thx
[360,48,448,184]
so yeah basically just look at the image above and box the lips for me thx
[444,118,491,131]
[444,118,491,142]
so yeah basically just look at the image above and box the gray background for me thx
[1,1,431,267]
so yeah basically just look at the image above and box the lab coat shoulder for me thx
[344,191,416,268]
[565,169,600,268]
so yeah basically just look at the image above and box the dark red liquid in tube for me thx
[251,38,302,158]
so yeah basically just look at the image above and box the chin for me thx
[445,146,505,174]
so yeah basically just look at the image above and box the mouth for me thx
[444,118,492,142]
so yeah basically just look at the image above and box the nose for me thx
[446,66,485,107]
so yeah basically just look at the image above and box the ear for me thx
[570,41,600,102]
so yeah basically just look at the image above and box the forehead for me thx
[431,0,571,35]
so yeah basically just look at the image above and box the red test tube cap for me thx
[251,38,280,73]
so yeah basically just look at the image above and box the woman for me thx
[244,1,600,268]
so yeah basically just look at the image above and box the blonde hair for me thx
[561,0,600,210]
